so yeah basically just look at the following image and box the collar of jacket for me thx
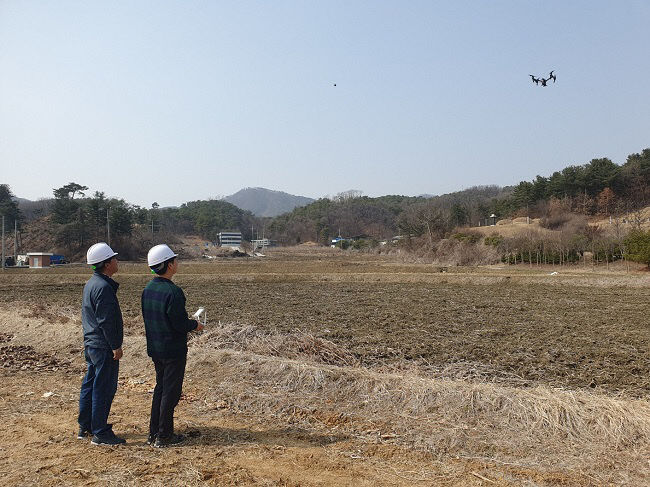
[152,276,172,283]
[94,271,120,291]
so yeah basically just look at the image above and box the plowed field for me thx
[1,247,649,485]
[2,248,649,396]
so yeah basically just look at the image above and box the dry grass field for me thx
[1,246,649,485]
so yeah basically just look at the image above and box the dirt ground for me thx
[1,247,649,485]
[2,366,593,487]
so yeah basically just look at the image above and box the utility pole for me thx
[106,207,110,246]
[1,216,5,270]
[14,219,17,262]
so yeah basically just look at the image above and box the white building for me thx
[251,238,271,247]
[218,231,242,248]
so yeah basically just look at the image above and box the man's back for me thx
[142,277,196,359]
[82,272,123,350]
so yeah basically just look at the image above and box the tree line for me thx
[0,182,256,259]
[3,146,650,264]
[503,149,650,217]
[268,148,650,246]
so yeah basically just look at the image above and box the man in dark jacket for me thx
[78,242,126,446]
[142,244,203,448]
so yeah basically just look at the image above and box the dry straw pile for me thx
[191,323,650,484]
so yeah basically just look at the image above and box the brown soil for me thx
[0,344,69,372]
[3,250,648,396]
[1,248,648,485]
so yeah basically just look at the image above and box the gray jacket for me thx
[82,272,124,350]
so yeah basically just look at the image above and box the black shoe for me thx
[77,427,92,440]
[146,434,157,445]
[153,433,185,448]
[91,433,126,446]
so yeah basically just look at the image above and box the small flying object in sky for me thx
[333,83,336,86]
[530,70,556,87]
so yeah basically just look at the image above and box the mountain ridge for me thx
[223,187,315,217]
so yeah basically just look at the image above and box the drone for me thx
[529,70,556,87]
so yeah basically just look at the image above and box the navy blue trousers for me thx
[78,347,119,436]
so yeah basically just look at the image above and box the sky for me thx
[1,1,649,207]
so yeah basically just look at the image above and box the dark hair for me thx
[93,256,115,272]
[150,257,176,275]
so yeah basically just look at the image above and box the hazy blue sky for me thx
[1,1,649,207]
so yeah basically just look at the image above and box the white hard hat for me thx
[87,242,118,265]
[148,244,178,267]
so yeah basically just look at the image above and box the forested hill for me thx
[224,187,314,217]
[157,199,256,241]
[501,148,650,217]
[268,186,510,245]
[4,185,256,259]
[266,147,650,245]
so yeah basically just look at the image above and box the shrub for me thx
[624,230,650,267]
[540,212,587,232]
[484,234,503,247]
[334,239,351,250]
[451,231,481,244]
[351,239,377,250]
[540,212,572,230]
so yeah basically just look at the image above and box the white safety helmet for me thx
[87,242,118,265]
[147,244,178,267]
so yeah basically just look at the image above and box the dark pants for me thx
[78,347,119,436]
[149,356,187,439]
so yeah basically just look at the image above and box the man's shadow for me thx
[179,425,349,448]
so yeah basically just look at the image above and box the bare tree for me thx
[332,190,363,202]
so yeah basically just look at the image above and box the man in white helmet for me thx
[141,244,203,448]
[78,242,126,446]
